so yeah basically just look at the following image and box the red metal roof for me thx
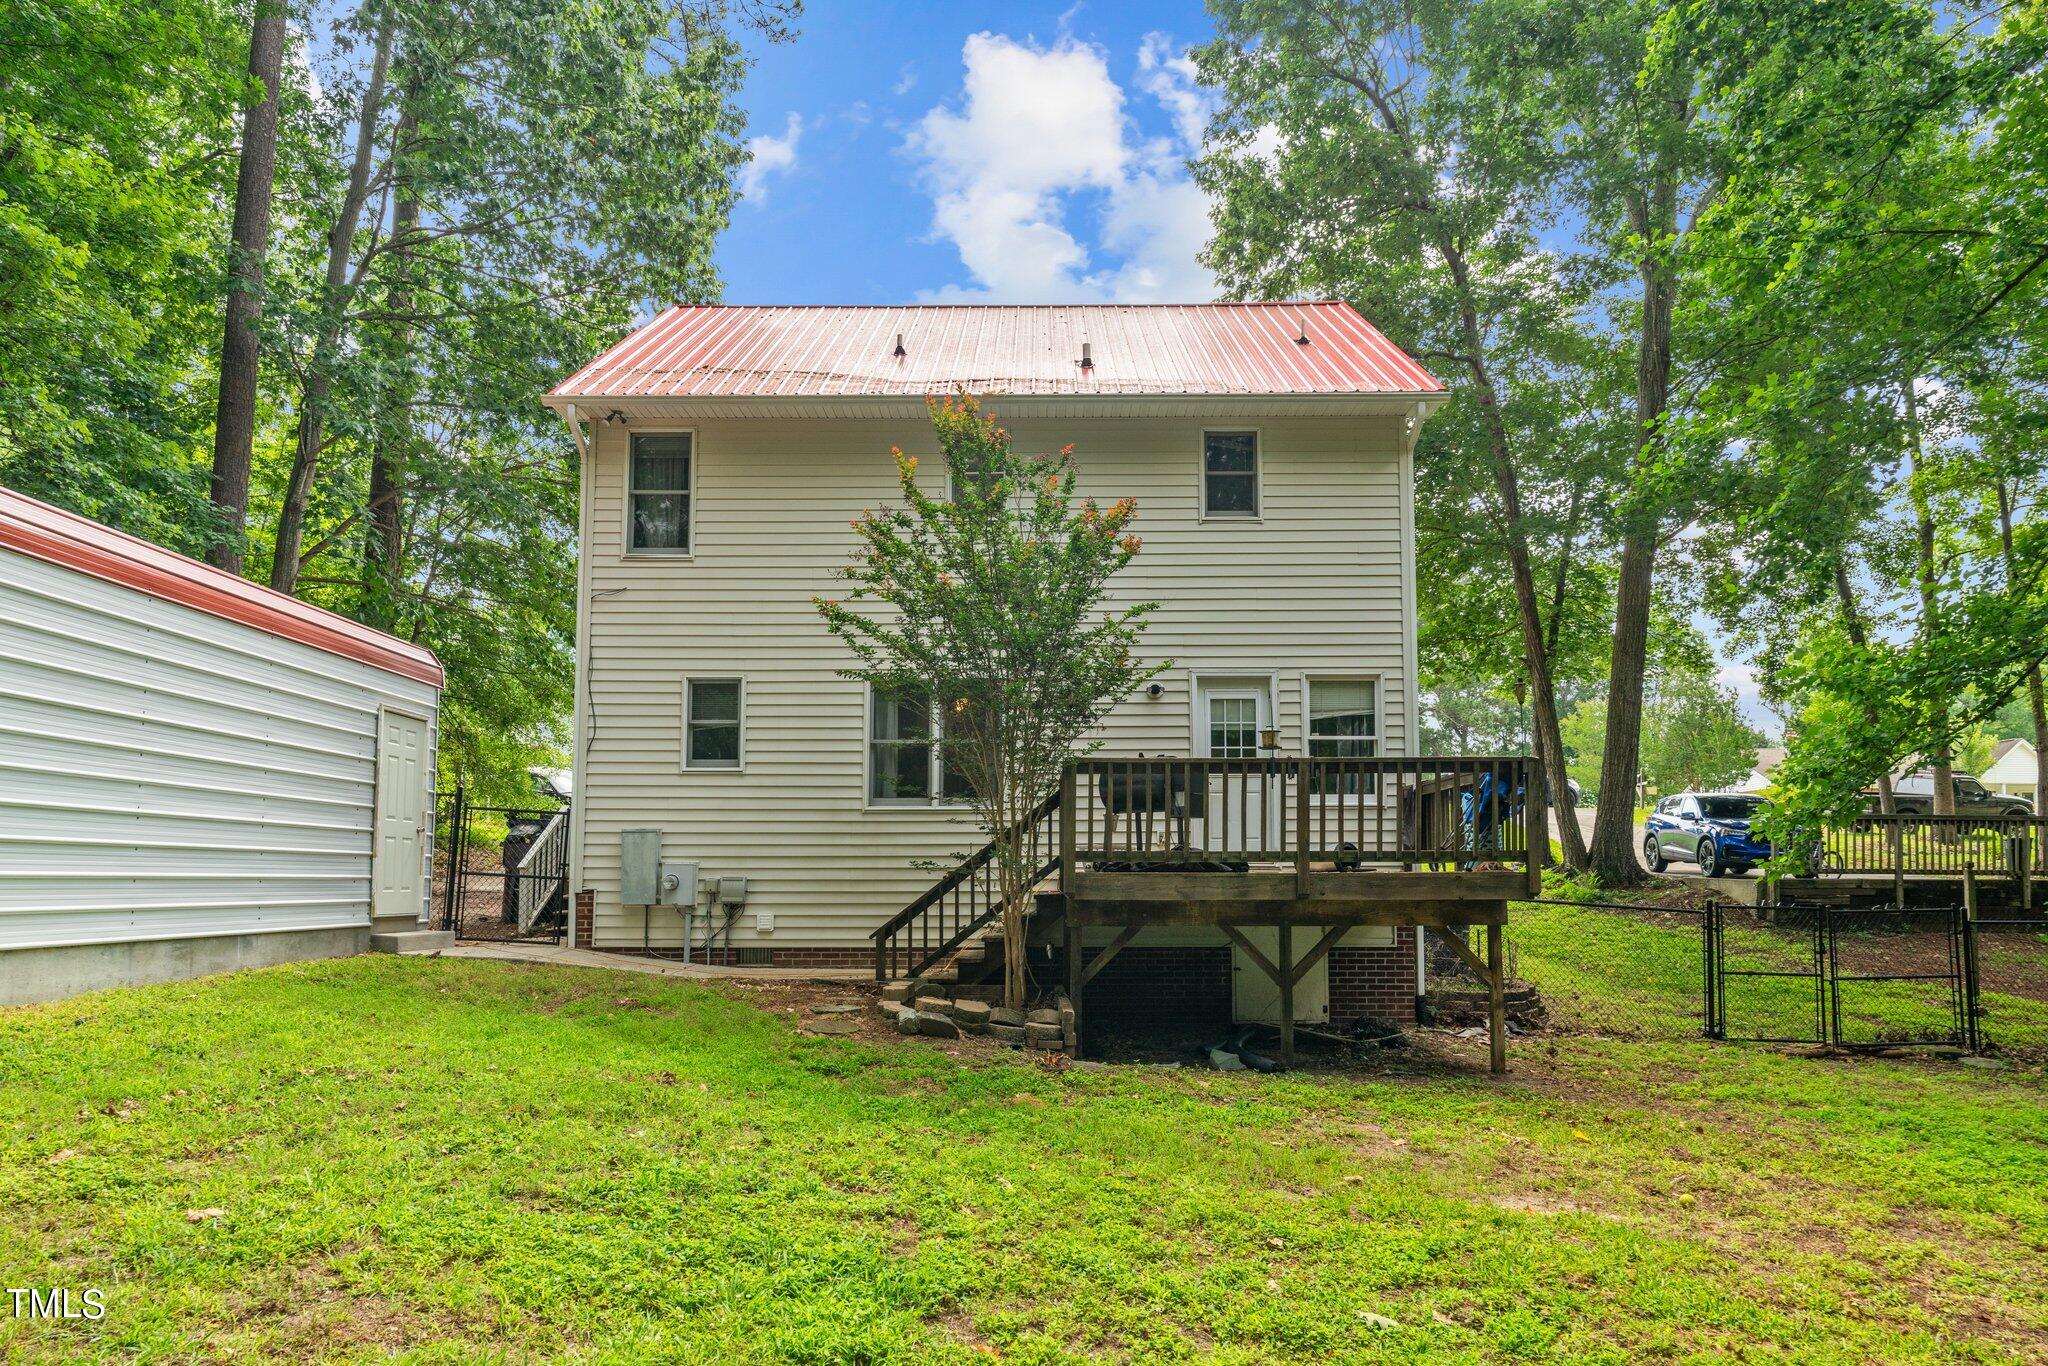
[0,486,444,689]
[551,302,1444,401]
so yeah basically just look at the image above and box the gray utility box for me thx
[620,829,662,905]
[661,862,700,907]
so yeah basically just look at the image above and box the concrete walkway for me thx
[441,940,868,981]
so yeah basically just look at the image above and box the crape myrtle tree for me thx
[817,396,1163,1012]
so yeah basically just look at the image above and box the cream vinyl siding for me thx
[0,546,439,951]
[577,414,1413,949]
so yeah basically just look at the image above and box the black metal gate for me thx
[1706,902,1971,1050]
[1824,906,1967,1050]
[1705,901,1826,1044]
[436,784,570,942]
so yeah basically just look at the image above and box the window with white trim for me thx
[1202,431,1259,517]
[1308,677,1378,795]
[629,432,692,552]
[869,687,973,804]
[685,678,741,768]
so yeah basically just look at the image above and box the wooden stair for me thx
[870,790,1063,981]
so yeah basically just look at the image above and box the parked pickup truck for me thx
[1869,773,2033,820]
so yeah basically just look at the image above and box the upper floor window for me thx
[630,432,692,552]
[1202,431,1259,518]
[685,678,741,769]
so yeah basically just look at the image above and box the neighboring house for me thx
[1740,746,1788,794]
[0,488,444,1007]
[1981,738,2041,800]
[545,303,1537,1052]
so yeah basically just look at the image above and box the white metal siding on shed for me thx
[0,535,440,953]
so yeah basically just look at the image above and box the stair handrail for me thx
[871,787,1062,981]
[514,805,571,934]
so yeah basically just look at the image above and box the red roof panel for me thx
[551,302,1444,400]
[0,486,445,689]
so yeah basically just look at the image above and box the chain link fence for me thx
[1436,897,2048,1059]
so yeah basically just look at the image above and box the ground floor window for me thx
[685,678,741,768]
[869,687,973,804]
[1308,677,1378,795]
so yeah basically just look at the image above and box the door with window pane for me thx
[1196,679,1273,856]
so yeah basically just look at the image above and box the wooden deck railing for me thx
[1062,755,1540,873]
[1820,815,2048,877]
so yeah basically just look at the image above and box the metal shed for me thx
[0,487,445,1005]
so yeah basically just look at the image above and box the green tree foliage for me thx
[0,0,795,796]
[1672,0,2048,840]
[0,0,244,542]
[1562,668,1762,805]
[817,396,1162,1010]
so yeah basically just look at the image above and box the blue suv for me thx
[1643,792,1771,876]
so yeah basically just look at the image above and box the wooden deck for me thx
[1057,755,1546,1072]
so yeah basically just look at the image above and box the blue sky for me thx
[718,2,1221,304]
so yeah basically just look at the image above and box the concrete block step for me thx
[368,929,456,955]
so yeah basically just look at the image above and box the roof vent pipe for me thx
[1293,317,1311,345]
[1080,341,1093,370]
[893,332,906,359]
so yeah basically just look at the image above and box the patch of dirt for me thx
[223,1254,555,1361]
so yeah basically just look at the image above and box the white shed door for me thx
[1231,927,1330,1026]
[374,710,431,921]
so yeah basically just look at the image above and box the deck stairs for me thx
[870,788,1063,983]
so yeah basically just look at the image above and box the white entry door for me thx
[374,709,431,921]
[1196,678,1274,855]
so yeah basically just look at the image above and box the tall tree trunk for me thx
[271,8,396,594]
[364,95,420,630]
[1589,186,1677,885]
[1902,380,1955,822]
[1832,562,1897,815]
[207,0,287,575]
[1993,480,2048,815]
[1442,243,1588,870]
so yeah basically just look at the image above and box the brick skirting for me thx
[1327,927,1419,1025]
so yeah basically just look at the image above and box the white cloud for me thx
[1136,32,1213,152]
[738,112,803,203]
[892,64,918,96]
[904,31,1219,302]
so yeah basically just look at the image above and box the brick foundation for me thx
[573,890,594,948]
[580,936,874,970]
[1079,946,1235,1030]
[1327,927,1419,1025]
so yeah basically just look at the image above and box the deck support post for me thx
[1065,914,1084,1060]
[1486,922,1506,1075]
[1277,922,1295,1065]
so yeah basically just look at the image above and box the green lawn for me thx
[4,957,2047,1362]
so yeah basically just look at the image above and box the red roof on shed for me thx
[0,486,444,689]
[551,302,1444,401]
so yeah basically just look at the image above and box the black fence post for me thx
[442,781,466,933]
[1961,870,1982,1054]
[1701,899,1720,1040]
